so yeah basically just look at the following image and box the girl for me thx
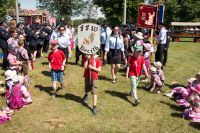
[148,67,163,93]
[8,75,32,109]
[104,26,125,83]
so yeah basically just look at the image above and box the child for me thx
[126,45,148,105]
[4,70,16,104]
[148,67,163,93]
[8,75,32,109]
[48,40,66,98]
[154,61,165,89]
[143,41,152,73]
[18,39,29,76]
[82,53,102,115]
[7,45,23,73]
[0,107,13,125]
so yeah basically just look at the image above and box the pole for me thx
[123,0,127,25]
[16,0,19,23]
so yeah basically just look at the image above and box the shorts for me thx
[51,70,63,82]
[85,78,97,95]
[22,62,29,76]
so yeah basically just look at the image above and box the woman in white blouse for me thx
[104,26,125,83]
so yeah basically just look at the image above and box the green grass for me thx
[0,42,200,132]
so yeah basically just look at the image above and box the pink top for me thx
[18,47,29,61]
[7,37,18,47]
[152,74,163,86]
[7,53,19,70]
[157,69,165,81]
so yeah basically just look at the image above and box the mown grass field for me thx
[0,41,200,133]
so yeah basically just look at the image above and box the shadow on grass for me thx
[98,75,112,81]
[171,112,183,118]
[56,93,92,111]
[35,85,52,96]
[105,90,134,106]
[41,71,51,77]
[189,123,200,130]
[164,83,186,89]
[160,100,185,112]
[41,62,49,66]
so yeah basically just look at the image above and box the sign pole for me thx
[150,28,154,44]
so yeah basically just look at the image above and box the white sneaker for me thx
[164,93,173,98]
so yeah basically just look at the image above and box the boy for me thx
[82,53,102,115]
[126,45,148,105]
[48,40,66,98]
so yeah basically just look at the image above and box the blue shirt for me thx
[100,27,112,45]
[105,35,125,52]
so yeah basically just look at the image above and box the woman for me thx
[104,26,125,83]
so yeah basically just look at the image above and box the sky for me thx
[19,0,37,9]
[19,0,104,19]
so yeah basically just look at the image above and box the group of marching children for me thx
[165,72,200,123]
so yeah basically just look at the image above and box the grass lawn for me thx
[0,41,200,132]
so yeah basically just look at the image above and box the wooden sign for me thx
[78,23,100,54]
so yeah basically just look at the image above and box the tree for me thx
[0,0,15,18]
[93,0,142,26]
[36,0,86,20]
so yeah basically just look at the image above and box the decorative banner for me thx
[137,4,157,29]
[158,4,165,24]
[78,23,100,54]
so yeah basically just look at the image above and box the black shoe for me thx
[92,107,97,115]
[134,99,140,106]
[52,93,56,98]
[82,95,88,103]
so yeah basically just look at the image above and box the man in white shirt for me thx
[155,23,168,68]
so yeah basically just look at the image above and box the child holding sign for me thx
[82,53,102,115]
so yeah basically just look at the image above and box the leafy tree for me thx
[36,0,86,20]
[0,0,15,18]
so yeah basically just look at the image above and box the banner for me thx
[78,23,100,54]
[137,4,157,29]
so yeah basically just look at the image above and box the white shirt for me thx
[57,33,70,48]
[158,27,167,44]
[100,27,112,44]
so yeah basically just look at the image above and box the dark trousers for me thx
[43,39,50,53]
[75,46,82,64]
[163,48,168,66]
[2,48,9,69]
[58,47,68,63]
[155,44,164,66]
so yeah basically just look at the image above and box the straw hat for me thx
[150,67,157,73]
[187,77,196,83]
[135,32,144,39]
[154,61,162,68]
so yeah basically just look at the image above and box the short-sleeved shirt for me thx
[48,49,66,71]
[7,53,19,70]
[128,56,145,77]
[152,74,163,86]
[157,69,165,81]
[83,56,102,80]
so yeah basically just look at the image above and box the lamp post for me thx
[123,0,127,25]
[16,0,19,23]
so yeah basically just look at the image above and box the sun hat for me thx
[135,32,144,39]
[150,67,157,73]
[8,45,18,52]
[134,45,143,51]
[50,40,58,46]
[143,43,152,51]
[154,61,162,68]
[4,70,15,80]
[187,77,196,83]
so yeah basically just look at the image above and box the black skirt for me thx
[109,49,122,64]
